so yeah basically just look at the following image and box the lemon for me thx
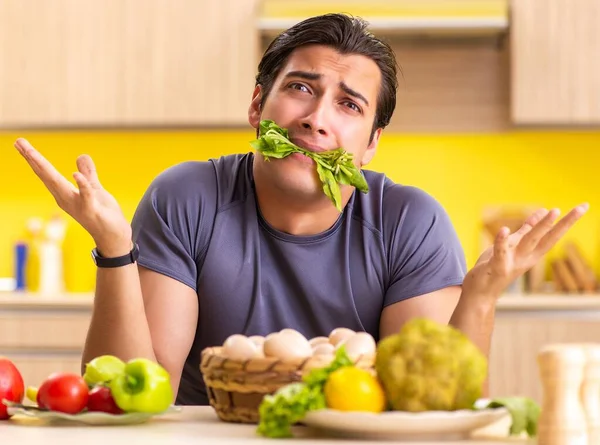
[324,366,386,413]
[26,386,38,403]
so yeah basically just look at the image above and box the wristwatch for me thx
[91,243,140,268]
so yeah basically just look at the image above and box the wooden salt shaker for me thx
[581,343,600,445]
[537,343,588,445]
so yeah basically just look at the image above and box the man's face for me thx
[249,44,383,202]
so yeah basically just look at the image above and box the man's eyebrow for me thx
[283,70,369,107]
[284,70,321,81]
[340,82,369,107]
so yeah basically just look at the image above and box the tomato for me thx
[87,386,123,414]
[37,373,89,414]
[0,357,24,420]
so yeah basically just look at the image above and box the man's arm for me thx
[379,285,496,360]
[82,262,198,397]
[379,286,461,339]
[14,138,201,401]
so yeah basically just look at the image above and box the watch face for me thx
[91,250,98,265]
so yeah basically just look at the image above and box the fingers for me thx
[493,226,511,263]
[514,208,550,238]
[535,203,590,254]
[517,208,562,253]
[14,138,77,200]
[73,172,94,203]
[76,154,102,189]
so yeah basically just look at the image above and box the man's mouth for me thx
[290,138,327,153]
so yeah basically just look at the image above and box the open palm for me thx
[463,204,589,298]
[14,138,132,255]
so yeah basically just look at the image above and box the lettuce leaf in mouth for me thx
[249,119,369,212]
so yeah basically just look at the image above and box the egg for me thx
[309,336,330,347]
[279,328,308,343]
[339,332,376,359]
[249,335,265,347]
[222,334,259,361]
[312,343,335,356]
[329,327,356,346]
[264,332,313,360]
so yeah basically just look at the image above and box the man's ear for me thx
[248,85,262,129]
[360,127,382,167]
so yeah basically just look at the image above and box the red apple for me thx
[37,373,89,414]
[0,357,24,419]
[87,386,124,414]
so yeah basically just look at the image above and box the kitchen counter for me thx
[3,291,600,311]
[3,405,527,444]
[3,290,600,403]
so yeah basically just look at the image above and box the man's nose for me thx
[300,102,330,136]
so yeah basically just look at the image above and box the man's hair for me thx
[255,13,399,135]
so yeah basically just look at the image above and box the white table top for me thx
[2,406,531,445]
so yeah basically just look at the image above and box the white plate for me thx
[302,406,510,441]
[4,400,181,426]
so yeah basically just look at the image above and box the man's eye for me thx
[290,83,309,92]
[344,101,361,113]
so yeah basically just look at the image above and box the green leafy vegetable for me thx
[249,119,369,212]
[482,397,540,438]
[256,346,354,438]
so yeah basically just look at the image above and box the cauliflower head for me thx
[375,318,487,412]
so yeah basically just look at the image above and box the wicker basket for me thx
[200,346,375,423]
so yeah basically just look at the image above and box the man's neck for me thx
[259,200,342,236]
[253,182,353,236]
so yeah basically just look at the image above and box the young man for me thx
[14,14,587,405]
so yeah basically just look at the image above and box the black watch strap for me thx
[91,243,140,268]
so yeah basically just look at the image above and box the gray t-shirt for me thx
[131,152,466,405]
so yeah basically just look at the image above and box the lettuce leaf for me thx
[250,120,369,212]
[256,346,353,438]
[481,396,540,438]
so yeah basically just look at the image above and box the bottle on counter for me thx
[537,343,589,445]
[13,241,28,291]
[37,215,67,298]
[23,217,44,293]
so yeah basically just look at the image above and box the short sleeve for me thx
[382,185,466,307]
[131,161,218,292]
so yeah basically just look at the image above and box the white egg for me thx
[279,328,308,343]
[312,343,335,356]
[339,332,376,359]
[329,327,356,346]
[264,332,313,360]
[222,334,258,361]
[249,335,265,347]
[309,336,330,347]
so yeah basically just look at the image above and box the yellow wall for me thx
[1,129,599,293]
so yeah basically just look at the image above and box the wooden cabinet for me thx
[510,0,600,124]
[489,306,600,403]
[0,0,260,128]
[0,297,92,387]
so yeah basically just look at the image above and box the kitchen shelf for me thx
[258,17,508,36]
[3,291,600,312]
[497,294,600,311]
[258,0,509,37]
[0,292,93,310]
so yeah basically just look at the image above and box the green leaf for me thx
[480,397,540,438]
[250,120,370,211]
[256,346,354,438]
[323,168,342,212]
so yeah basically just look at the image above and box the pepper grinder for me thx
[581,343,600,445]
[537,343,588,445]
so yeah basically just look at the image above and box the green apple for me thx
[83,355,126,386]
[109,358,173,413]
